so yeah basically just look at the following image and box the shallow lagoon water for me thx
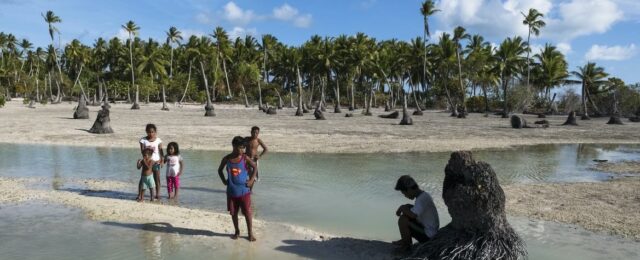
[1,143,639,259]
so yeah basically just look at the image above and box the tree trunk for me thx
[129,34,139,109]
[179,60,193,104]
[334,73,342,113]
[221,53,232,98]
[295,66,304,116]
[240,82,249,108]
[200,61,215,117]
[308,76,315,106]
[399,94,413,125]
[456,47,466,117]
[502,75,509,118]
[581,82,589,120]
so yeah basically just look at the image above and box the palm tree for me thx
[453,26,470,117]
[92,38,108,103]
[212,27,232,98]
[522,8,546,89]
[42,11,63,102]
[533,44,568,102]
[420,0,439,100]
[64,39,89,100]
[495,36,527,118]
[122,20,141,109]
[137,40,169,110]
[571,62,608,119]
[165,26,182,80]
[259,34,278,107]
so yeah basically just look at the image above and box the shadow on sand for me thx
[60,188,137,200]
[275,237,395,260]
[102,221,232,238]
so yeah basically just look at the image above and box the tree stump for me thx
[510,115,527,129]
[399,95,413,125]
[562,111,578,126]
[379,111,399,119]
[334,104,342,113]
[89,106,114,134]
[314,105,326,120]
[204,103,215,117]
[607,116,623,125]
[345,113,353,117]
[266,107,277,115]
[411,151,527,260]
[131,102,140,110]
[295,106,304,116]
[73,96,90,119]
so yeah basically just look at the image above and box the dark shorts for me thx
[409,219,430,243]
[152,163,161,172]
[227,193,251,216]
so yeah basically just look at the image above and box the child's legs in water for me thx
[174,176,180,198]
[152,164,161,198]
[137,175,144,201]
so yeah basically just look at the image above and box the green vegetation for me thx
[0,4,638,116]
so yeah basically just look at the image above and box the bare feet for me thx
[155,195,160,200]
[248,235,257,242]
[231,232,240,240]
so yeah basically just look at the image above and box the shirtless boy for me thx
[246,126,268,180]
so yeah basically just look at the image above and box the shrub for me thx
[465,96,487,113]
[0,95,5,108]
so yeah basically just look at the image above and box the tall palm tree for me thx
[522,8,546,89]
[212,27,232,98]
[420,0,439,100]
[453,26,470,117]
[571,62,608,119]
[122,20,140,109]
[42,11,64,102]
[137,41,169,110]
[495,36,527,118]
[533,44,568,102]
[165,26,182,79]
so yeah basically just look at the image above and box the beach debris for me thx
[266,107,277,115]
[593,159,608,163]
[379,111,399,119]
[563,111,578,126]
[73,95,90,119]
[399,95,413,125]
[510,115,527,129]
[89,106,113,134]
[345,113,353,117]
[410,151,527,260]
[534,120,550,127]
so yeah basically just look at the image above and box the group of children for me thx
[136,124,268,241]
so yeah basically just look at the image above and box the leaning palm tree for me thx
[522,8,546,89]
[122,20,141,109]
[420,0,439,100]
[571,62,608,120]
[212,27,233,98]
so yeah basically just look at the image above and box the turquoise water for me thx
[1,143,639,259]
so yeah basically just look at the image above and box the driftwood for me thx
[399,95,413,125]
[379,111,399,119]
[411,151,527,260]
[73,95,89,119]
[89,106,113,134]
[563,111,578,126]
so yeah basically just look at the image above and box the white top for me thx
[165,155,182,177]
[140,137,162,162]
[411,191,440,238]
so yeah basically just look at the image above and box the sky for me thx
[1,0,639,84]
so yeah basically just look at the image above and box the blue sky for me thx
[1,0,639,84]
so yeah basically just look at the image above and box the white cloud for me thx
[223,1,255,25]
[272,3,313,28]
[116,28,129,41]
[195,13,210,24]
[294,14,312,28]
[612,0,640,19]
[273,4,298,21]
[556,42,572,55]
[436,0,623,42]
[181,29,206,39]
[529,43,544,55]
[228,27,257,41]
[585,44,637,61]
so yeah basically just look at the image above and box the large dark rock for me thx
[379,111,399,119]
[510,115,527,129]
[411,151,527,260]
[73,96,90,119]
[89,106,114,134]
[563,111,578,126]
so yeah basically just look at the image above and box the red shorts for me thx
[227,193,251,216]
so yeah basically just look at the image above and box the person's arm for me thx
[258,139,268,158]
[245,157,257,187]
[137,159,143,169]
[396,204,417,219]
[139,142,145,154]
[158,143,164,166]
[178,158,184,177]
[217,156,228,186]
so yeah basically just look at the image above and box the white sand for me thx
[1,100,639,153]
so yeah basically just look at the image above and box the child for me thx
[165,142,184,199]
[392,175,439,252]
[246,126,268,180]
[137,148,156,202]
[217,136,258,241]
[140,123,163,199]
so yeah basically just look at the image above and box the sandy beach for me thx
[1,100,639,153]
[1,99,640,255]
